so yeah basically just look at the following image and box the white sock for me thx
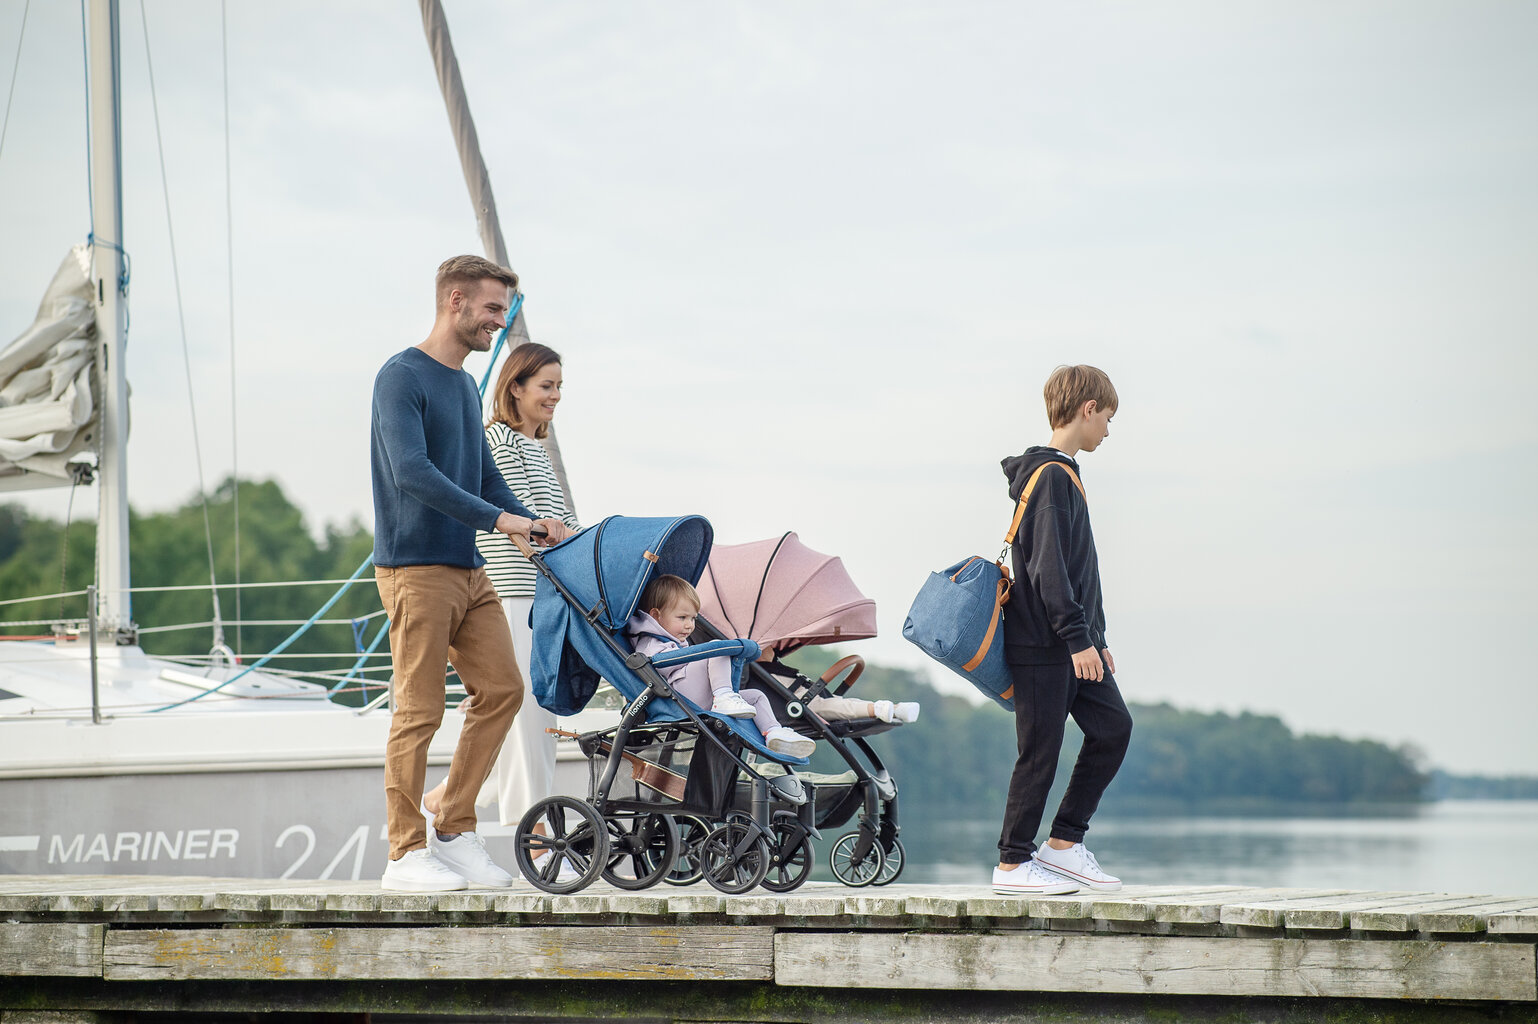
[873,700,894,722]
[892,702,920,723]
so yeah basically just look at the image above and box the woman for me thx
[423,342,580,837]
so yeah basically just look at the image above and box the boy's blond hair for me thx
[1044,364,1118,429]
[640,574,700,615]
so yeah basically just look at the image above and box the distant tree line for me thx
[785,649,1434,814]
[0,480,1510,807]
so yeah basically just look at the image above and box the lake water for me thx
[813,800,1538,896]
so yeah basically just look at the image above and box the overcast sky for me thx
[2,1,1534,774]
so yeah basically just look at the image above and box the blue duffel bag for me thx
[902,461,1085,711]
[902,556,1015,709]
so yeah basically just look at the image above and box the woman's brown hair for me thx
[489,342,563,439]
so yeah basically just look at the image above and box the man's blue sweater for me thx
[371,347,536,569]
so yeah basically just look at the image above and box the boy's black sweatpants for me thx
[998,660,1133,863]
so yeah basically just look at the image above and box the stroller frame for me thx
[508,523,808,895]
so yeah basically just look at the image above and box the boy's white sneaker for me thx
[427,830,513,888]
[381,848,468,892]
[710,691,757,718]
[1033,842,1122,892]
[765,726,815,758]
[992,860,1080,896]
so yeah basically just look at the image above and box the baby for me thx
[627,574,816,759]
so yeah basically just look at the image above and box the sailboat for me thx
[0,0,604,879]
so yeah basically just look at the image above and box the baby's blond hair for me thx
[640,574,700,616]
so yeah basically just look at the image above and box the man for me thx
[371,254,570,892]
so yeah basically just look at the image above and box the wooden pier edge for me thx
[3,877,1537,1020]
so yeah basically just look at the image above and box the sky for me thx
[1,1,1534,774]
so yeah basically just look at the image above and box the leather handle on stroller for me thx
[509,525,548,559]
[821,654,865,697]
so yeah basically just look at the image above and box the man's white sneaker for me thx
[710,691,757,718]
[992,860,1080,896]
[1033,842,1122,892]
[765,726,815,758]
[427,830,513,888]
[381,848,468,892]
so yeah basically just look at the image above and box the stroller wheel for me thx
[514,796,608,894]
[664,815,711,886]
[698,819,771,894]
[600,812,680,890]
[873,837,906,886]
[759,817,814,893]
[829,830,886,887]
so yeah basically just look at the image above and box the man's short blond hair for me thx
[435,255,518,311]
[640,574,700,615]
[1044,364,1118,429]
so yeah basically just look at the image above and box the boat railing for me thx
[0,576,483,722]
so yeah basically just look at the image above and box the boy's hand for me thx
[1071,646,1104,682]
[533,519,569,546]
[1102,649,1116,675]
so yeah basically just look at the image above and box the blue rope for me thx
[330,618,390,697]
[147,554,374,711]
[476,292,523,396]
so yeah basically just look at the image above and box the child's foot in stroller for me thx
[874,700,921,723]
[710,691,757,718]
[428,830,514,888]
[765,726,815,758]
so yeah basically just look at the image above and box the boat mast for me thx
[86,0,132,634]
[417,0,576,514]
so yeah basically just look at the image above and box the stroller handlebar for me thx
[510,524,548,559]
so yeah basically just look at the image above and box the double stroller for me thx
[511,517,906,894]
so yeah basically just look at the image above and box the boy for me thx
[628,575,815,758]
[993,364,1133,896]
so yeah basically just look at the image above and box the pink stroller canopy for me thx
[696,532,877,656]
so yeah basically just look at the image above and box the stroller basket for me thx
[574,722,742,818]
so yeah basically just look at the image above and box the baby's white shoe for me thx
[710,691,757,718]
[765,726,815,758]
[874,700,920,723]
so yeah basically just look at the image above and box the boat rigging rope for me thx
[0,0,29,169]
[221,0,243,658]
[138,0,227,654]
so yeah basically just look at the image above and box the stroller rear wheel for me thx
[698,819,771,894]
[663,815,711,886]
[873,837,905,886]
[514,796,608,894]
[600,812,680,890]
[759,815,814,893]
[829,829,886,887]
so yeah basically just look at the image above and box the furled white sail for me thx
[0,246,101,490]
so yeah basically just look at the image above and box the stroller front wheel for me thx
[514,796,609,894]
[600,812,680,890]
[698,819,771,894]
[873,837,905,886]
[829,829,886,887]
[759,816,814,893]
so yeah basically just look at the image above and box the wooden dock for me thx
[2,874,1536,1022]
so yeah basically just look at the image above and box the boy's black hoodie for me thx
[999,446,1106,665]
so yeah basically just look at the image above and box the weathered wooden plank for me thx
[1087,887,1254,923]
[104,926,773,981]
[1281,892,1439,931]
[1488,905,1538,936]
[0,923,104,977]
[1351,895,1531,933]
[1392,897,1538,934]
[1218,890,1363,928]
[773,932,1538,1001]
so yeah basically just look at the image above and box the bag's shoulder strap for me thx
[1004,461,1085,545]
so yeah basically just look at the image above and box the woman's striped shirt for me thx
[475,421,580,597]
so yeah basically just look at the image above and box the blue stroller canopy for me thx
[529,514,807,765]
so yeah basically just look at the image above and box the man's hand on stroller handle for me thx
[495,513,567,549]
